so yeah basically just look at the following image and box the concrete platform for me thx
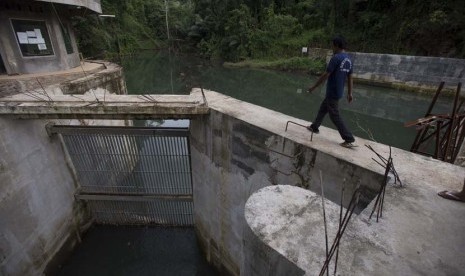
[0,61,109,98]
[189,87,465,275]
[0,62,104,81]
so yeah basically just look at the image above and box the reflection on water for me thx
[123,51,452,150]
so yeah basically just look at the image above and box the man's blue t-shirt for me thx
[325,52,353,99]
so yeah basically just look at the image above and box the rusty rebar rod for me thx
[285,121,314,141]
[451,115,465,161]
[319,184,361,276]
[333,178,345,276]
[36,78,54,103]
[411,81,445,152]
[365,145,402,187]
[452,116,465,161]
[319,171,329,276]
[369,156,392,222]
[443,82,462,162]
[200,86,208,106]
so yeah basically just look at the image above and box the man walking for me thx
[307,36,355,148]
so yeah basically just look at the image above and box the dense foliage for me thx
[73,0,465,61]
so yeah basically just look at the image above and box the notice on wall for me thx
[18,29,47,47]
[38,43,47,50]
[34,29,43,39]
[12,19,53,56]
[26,31,36,38]
[17,32,29,44]
[28,38,39,44]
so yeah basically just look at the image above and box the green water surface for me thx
[122,51,452,150]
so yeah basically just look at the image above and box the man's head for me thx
[332,36,347,52]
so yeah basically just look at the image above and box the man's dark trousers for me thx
[312,98,355,142]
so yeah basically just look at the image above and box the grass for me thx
[223,57,325,75]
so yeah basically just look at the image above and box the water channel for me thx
[123,50,453,150]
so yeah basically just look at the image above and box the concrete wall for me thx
[0,62,127,275]
[0,118,88,276]
[189,108,384,275]
[0,1,81,75]
[350,52,465,91]
[308,48,465,91]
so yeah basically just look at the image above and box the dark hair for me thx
[332,36,347,49]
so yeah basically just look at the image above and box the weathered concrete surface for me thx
[351,52,465,92]
[0,1,81,75]
[308,48,465,92]
[245,184,465,275]
[189,89,465,275]
[0,62,114,98]
[0,93,209,119]
[0,60,129,275]
[0,118,89,276]
[35,0,102,13]
[189,90,384,275]
[0,62,207,120]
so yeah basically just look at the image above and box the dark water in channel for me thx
[54,226,218,276]
[122,51,453,150]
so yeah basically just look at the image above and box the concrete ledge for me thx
[190,88,465,275]
[0,93,209,120]
[0,62,106,98]
[192,88,464,191]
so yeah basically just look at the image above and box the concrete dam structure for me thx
[1,72,465,275]
[309,48,465,92]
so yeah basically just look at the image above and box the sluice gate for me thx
[49,125,194,226]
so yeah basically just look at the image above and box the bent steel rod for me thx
[365,145,402,186]
[319,171,329,276]
[411,81,444,152]
[319,184,361,276]
[334,179,345,276]
[444,83,462,161]
[285,121,314,141]
[369,158,392,222]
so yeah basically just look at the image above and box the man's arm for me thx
[347,74,353,103]
[307,72,330,93]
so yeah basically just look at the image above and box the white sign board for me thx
[26,31,36,38]
[17,32,29,44]
[38,43,47,50]
[34,29,43,39]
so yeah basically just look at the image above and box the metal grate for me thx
[54,125,193,226]
[78,195,194,226]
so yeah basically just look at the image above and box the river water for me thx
[122,51,452,150]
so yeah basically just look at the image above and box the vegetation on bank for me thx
[73,0,465,65]
[224,57,325,74]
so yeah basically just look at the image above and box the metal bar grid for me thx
[62,132,192,195]
[56,126,194,226]
[86,198,194,226]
